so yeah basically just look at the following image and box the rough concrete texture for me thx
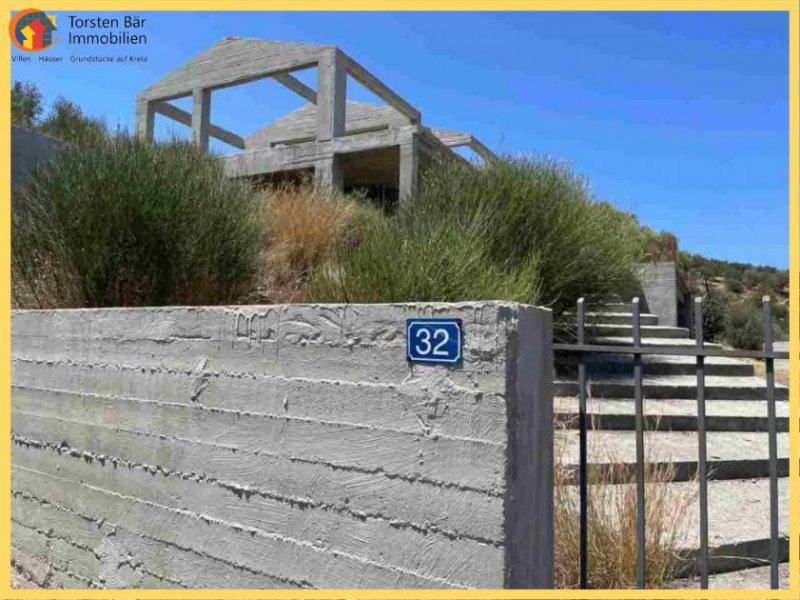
[11,302,554,589]
[637,262,685,327]
[11,126,68,211]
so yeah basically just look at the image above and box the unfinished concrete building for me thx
[136,37,496,203]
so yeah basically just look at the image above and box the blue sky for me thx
[11,11,790,268]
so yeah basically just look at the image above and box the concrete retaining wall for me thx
[638,262,689,328]
[11,126,68,212]
[11,302,554,589]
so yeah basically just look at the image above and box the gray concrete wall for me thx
[11,302,554,589]
[638,262,686,328]
[11,126,68,210]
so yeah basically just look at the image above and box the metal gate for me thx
[553,296,788,589]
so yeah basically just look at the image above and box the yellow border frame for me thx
[2,1,798,598]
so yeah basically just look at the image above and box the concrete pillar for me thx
[192,88,211,151]
[135,98,154,141]
[398,133,419,204]
[315,156,343,192]
[316,49,347,142]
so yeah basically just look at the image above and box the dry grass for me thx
[752,359,790,387]
[257,181,374,303]
[555,421,697,589]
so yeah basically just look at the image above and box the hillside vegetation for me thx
[12,80,787,349]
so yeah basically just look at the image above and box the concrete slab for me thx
[675,562,791,589]
[560,478,789,575]
[590,324,690,339]
[592,336,723,348]
[554,397,789,432]
[561,354,755,377]
[557,430,789,481]
[555,375,788,401]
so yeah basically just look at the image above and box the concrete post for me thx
[135,98,154,141]
[192,88,211,151]
[398,133,419,204]
[315,156,343,192]
[316,49,347,142]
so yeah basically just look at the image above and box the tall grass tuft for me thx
[309,156,645,319]
[12,135,262,307]
[554,420,697,588]
[258,182,380,303]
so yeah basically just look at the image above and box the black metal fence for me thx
[553,296,789,589]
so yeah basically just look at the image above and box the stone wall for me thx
[11,302,554,589]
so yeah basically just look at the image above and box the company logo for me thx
[9,9,58,52]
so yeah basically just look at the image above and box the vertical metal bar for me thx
[632,298,646,588]
[694,297,709,589]
[763,297,779,589]
[577,298,589,589]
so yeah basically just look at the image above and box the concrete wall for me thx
[11,302,554,589]
[638,262,689,328]
[11,126,68,211]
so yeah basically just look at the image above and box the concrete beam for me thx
[139,38,323,102]
[272,73,317,104]
[223,125,420,177]
[153,101,244,150]
[431,128,498,163]
[192,88,211,151]
[316,49,347,141]
[346,56,421,124]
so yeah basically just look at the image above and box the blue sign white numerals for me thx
[406,318,463,365]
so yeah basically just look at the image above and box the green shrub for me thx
[725,303,764,350]
[37,96,108,147]
[309,156,645,318]
[12,135,262,308]
[726,276,744,294]
[700,288,729,342]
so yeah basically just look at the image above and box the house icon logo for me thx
[9,9,58,52]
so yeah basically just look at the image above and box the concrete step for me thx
[557,429,789,482]
[595,302,634,312]
[589,336,723,349]
[590,324,690,339]
[675,562,790,589]
[554,375,788,401]
[676,477,790,576]
[562,477,789,578]
[566,312,660,326]
[557,354,755,378]
[554,397,790,432]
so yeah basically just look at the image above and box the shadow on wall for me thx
[11,125,68,212]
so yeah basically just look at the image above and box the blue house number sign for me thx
[406,318,463,365]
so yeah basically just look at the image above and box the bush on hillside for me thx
[309,156,645,319]
[37,96,108,147]
[12,81,107,147]
[12,135,262,308]
[725,303,764,351]
[700,288,729,342]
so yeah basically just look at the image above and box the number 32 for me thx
[415,328,450,356]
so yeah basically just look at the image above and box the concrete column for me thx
[316,49,347,142]
[398,133,419,204]
[135,98,154,141]
[192,88,211,151]
[315,156,343,192]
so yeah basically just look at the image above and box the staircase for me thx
[554,303,790,587]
